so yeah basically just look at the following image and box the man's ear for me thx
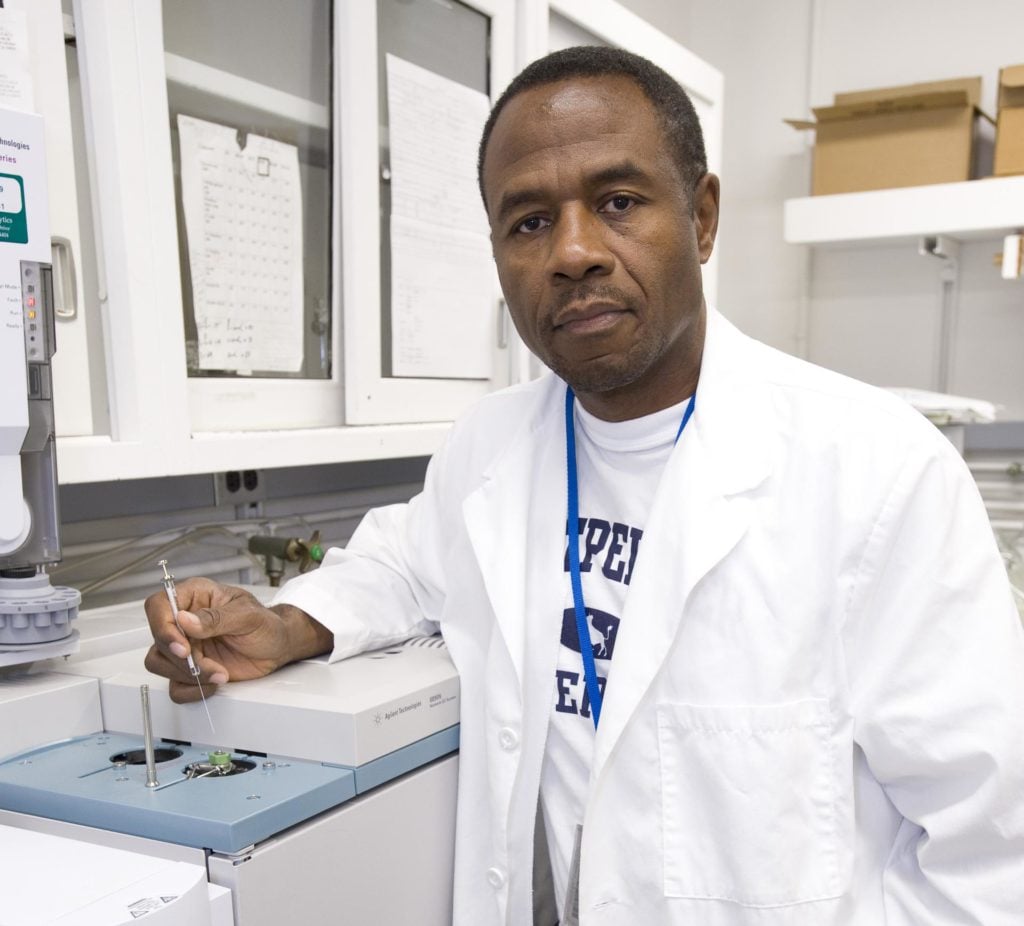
[694,173,720,264]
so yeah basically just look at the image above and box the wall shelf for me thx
[57,422,450,484]
[784,175,1024,246]
[164,53,329,129]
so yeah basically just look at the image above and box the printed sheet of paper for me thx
[386,54,494,379]
[177,115,303,373]
[391,215,495,379]
[0,8,34,112]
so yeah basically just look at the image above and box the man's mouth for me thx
[553,302,629,335]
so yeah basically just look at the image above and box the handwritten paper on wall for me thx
[0,8,34,112]
[386,54,494,380]
[177,115,303,373]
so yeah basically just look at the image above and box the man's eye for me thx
[515,215,550,234]
[602,194,635,214]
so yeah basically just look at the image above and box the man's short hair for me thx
[477,45,708,209]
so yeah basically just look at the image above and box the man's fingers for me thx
[144,644,194,683]
[168,678,207,704]
[181,599,272,641]
[145,644,224,688]
[144,578,240,641]
[145,647,224,704]
[143,589,190,653]
[191,650,229,685]
[143,613,198,667]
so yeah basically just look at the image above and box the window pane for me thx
[376,0,489,377]
[163,0,333,380]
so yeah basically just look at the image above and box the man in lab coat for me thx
[145,47,1024,924]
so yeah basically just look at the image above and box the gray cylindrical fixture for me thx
[141,684,159,788]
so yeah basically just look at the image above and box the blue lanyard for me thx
[564,386,696,729]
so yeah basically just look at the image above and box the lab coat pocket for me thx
[657,699,844,907]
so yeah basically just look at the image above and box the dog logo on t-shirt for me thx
[560,607,620,661]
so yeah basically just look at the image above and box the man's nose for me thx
[546,206,614,281]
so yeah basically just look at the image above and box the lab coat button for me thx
[498,727,519,750]
[486,867,506,889]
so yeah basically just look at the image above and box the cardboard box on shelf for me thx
[994,64,1024,176]
[787,77,995,196]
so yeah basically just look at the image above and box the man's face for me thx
[482,75,719,420]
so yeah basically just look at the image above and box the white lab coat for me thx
[276,309,1024,925]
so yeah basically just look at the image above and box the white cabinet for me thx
[33,0,720,483]
[53,0,519,482]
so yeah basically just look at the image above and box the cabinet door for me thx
[70,0,515,441]
[59,0,348,478]
[338,0,516,424]
[163,0,341,433]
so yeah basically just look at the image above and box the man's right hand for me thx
[143,578,334,704]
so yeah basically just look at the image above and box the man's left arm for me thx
[843,438,1024,923]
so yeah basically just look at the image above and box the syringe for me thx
[158,560,215,735]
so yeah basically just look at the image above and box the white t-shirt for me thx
[538,395,692,914]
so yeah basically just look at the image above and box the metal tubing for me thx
[141,684,159,788]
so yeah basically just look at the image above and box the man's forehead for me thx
[495,73,650,130]
[483,75,659,180]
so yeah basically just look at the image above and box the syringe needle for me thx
[157,560,216,736]
[196,678,215,734]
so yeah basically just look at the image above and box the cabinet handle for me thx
[497,298,508,349]
[50,236,78,320]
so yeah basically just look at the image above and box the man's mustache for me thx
[552,283,632,313]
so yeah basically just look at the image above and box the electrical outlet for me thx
[213,469,266,507]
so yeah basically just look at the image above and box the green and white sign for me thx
[0,173,27,245]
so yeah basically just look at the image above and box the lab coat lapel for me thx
[592,311,774,776]
[462,387,566,692]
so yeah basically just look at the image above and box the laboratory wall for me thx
[801,0,1024,418]
[624,0,1024,418]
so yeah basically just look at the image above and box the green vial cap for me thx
[208,749,232,766]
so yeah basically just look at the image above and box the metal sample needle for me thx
[140,684,159,788]
[158,560,216,735]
